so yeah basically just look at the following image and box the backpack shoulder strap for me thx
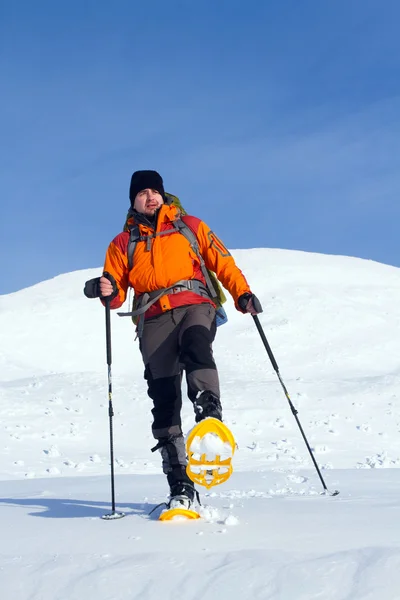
[127,220,178,271]
[173,218,217,298]
[127,224,141,271]
[127,216,217,299]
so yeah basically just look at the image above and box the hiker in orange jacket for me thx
[85,170,262,510]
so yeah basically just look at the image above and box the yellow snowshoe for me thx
[185,418,236,489]
[159,507,200,521]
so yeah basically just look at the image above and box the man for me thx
[85,170,262,510]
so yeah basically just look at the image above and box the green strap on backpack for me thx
[123,193,228,327]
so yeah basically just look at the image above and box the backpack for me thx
[122,193,228,328]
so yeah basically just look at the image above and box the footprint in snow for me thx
[29,380,42,389]
[356,424,372,433]
[287,474,308,484]
[290,455,305,463]
[49,397,63,405]
[46,467,60,475]
[308,420,324,428]
[266,454,279,461]
[43,446,60,457]
[314,445,330,453]
[90,454,102,463]
[273,418,289,429]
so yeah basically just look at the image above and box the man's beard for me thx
[144,207,157,216]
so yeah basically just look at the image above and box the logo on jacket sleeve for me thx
[207,231,231,257]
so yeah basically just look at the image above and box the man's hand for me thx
[84,272,118,300]
[99,276,114,297]
[238,293,263,315]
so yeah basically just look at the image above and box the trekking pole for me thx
[102,299,126,519]
[252,315,339,496]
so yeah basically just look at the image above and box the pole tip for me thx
[101,511,126,520]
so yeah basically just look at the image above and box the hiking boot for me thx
[168,481,196,511]
[194,391,222,423]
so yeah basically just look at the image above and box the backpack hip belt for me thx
[117,279,212,337]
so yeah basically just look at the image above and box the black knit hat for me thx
[129,170,165,205]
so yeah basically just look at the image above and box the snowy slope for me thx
[1,248,400,599]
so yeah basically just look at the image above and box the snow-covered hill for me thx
[1,248,400,599]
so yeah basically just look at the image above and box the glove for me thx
[84,272,118,300]
[84,277,101,298]
[238,293,263,315]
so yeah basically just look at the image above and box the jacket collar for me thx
[128,203,180,232]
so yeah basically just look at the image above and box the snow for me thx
[1,247,400,599]
[188,432,234,461]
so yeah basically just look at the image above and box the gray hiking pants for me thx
[140,303,220,440]
[140,303,220,484]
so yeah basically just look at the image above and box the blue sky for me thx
[1,0,400,295]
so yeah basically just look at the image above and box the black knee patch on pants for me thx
[180,324,217,375]
[145,369,182,433]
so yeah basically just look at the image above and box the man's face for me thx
[134,188,163,216]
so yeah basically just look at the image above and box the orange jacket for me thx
[103,203,251,318]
